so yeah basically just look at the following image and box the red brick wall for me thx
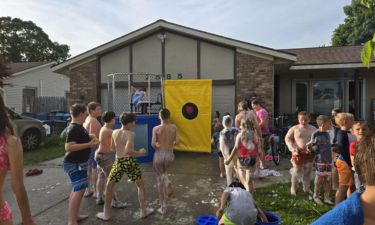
[61,60,98,107]
[236,52,274,114]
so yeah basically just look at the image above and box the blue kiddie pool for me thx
[196,215,219,225]
[256,211,281,225]
[114,114,160,163]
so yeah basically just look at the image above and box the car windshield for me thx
[6,108,21,120]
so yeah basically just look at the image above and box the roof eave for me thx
[52,20,165,72]
[290,62,375,70]
[52,20,296,72]
[5,62,56,78]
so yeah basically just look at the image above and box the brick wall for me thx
[236,52,274,114]
[61,60,98,107]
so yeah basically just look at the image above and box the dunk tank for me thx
[106,73,212,163]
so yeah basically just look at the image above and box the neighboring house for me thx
[2,62,70,114]
[51,19,375,125]
[277,46,375,122]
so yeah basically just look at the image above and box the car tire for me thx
[22,129,41,151]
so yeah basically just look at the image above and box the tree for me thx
[0,17,70,62]
[332,0,375,46]
[359,0,375,67]
[0,62,10,87]
[0,62,10,78]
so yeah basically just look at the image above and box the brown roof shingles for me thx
[5,62,50,74]
[281,45,364,65]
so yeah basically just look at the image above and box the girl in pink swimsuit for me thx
[225,118,260,193]
[0,137,11,222]
[0,95,35,225]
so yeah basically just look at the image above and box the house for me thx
[278,46,375,123]
[52,19,295,117]
[51,20,375,125]
[2,62,70,113]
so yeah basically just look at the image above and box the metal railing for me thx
[106,73,164,115]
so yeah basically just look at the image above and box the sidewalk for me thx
[9,153,292,225]
[6,157,70,225]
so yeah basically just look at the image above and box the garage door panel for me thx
[212,85,235,117]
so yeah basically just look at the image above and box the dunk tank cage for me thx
[107,73,164,114]
[106,73,164,162]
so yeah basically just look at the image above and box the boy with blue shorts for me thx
[64,104,98,225]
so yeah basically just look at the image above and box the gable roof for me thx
[280,45,375,69]
[52,19,296,72]
[1,62,54,80]
[6,62,50,74]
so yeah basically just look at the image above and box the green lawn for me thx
[23,135,65,166]
[254,182,334,225]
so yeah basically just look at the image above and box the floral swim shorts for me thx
[109,156,142,182]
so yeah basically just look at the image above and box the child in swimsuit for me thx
[307,115,334,205]
[350,121,371,192]
[285,111,317,197]
[312,134,375,224]
[216,181,267,225]
[0,95,35,225]
[64,103,99,225]
[94,111,127,207]
[151,108,179,215]
[212,122,225,178]
[333,113,355,205]
[83,101,102,198]
[96,112,153,221]
[225,118,260,193]
[220,115,239,186]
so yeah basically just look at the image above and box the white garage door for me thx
[212,85,235,117]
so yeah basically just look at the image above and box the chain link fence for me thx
[106,73,164,115]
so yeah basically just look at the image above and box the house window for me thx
[312,81,343,116]
[346,79,365,120]
[296,82,308,112]
[22,88,37,113]
[292,79,365,118]
[292,80,310,113]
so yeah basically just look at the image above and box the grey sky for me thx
[0,0,351,57]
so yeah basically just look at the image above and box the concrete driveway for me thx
[7,152,292,225]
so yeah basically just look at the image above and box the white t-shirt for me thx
[224,187,258,225]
